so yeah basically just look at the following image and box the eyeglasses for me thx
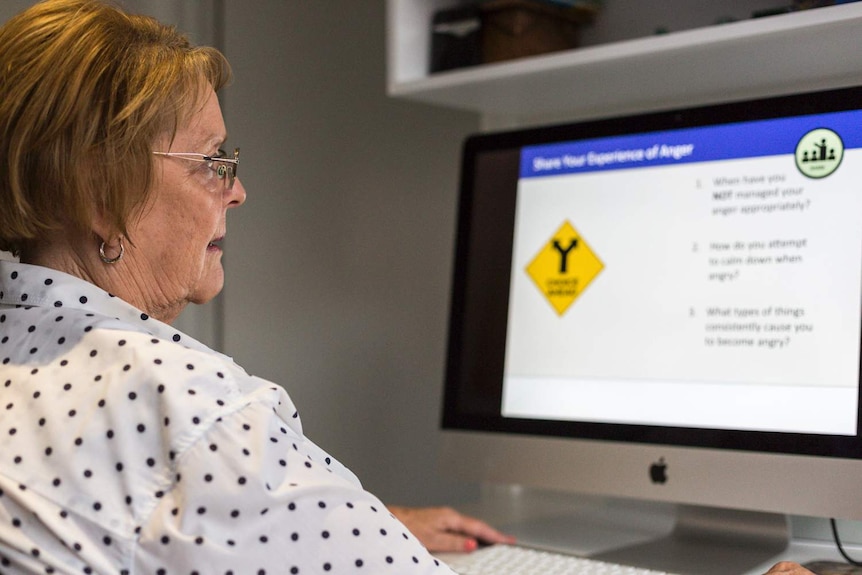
[152,148,240,190]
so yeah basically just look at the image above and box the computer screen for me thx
[440,86,862,573]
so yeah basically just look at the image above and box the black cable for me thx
[831,518,862,566]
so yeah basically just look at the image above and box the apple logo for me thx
[649,457,668,484]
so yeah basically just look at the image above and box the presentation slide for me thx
[501,112,862,435]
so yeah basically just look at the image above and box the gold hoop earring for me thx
[99,237,124,264]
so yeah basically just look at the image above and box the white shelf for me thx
[386,2,862,121]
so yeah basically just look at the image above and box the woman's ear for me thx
[90,210,119,248]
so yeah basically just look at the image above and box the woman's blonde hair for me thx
[0,0,231,256]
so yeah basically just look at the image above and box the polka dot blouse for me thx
[0,261,454,575]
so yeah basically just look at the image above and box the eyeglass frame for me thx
[152,147,240,190]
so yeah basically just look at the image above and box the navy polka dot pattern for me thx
[0,261,454,575]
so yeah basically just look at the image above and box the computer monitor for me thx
[440,85,862,575]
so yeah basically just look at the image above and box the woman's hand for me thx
[764,562,817,575]
[388,505,516,553]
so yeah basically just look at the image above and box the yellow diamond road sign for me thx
[526,221,603,316]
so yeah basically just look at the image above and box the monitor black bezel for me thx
[442,85,862,460]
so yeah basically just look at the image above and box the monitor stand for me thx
[590,505,790,575]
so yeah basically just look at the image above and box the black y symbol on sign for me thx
[553,239,578,273]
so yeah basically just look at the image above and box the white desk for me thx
[438,486,862,575]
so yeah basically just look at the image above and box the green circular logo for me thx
[795,128,843,179]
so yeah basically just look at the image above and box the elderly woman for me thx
[0,1,511,573]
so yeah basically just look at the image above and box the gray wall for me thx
[220,3,479,506]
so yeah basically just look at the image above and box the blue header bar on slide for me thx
[519,109,862,179]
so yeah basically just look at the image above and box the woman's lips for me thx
[207,236,224,251]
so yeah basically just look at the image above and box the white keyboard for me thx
[445,545,676,575]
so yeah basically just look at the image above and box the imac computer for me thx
[440,85,862,574]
